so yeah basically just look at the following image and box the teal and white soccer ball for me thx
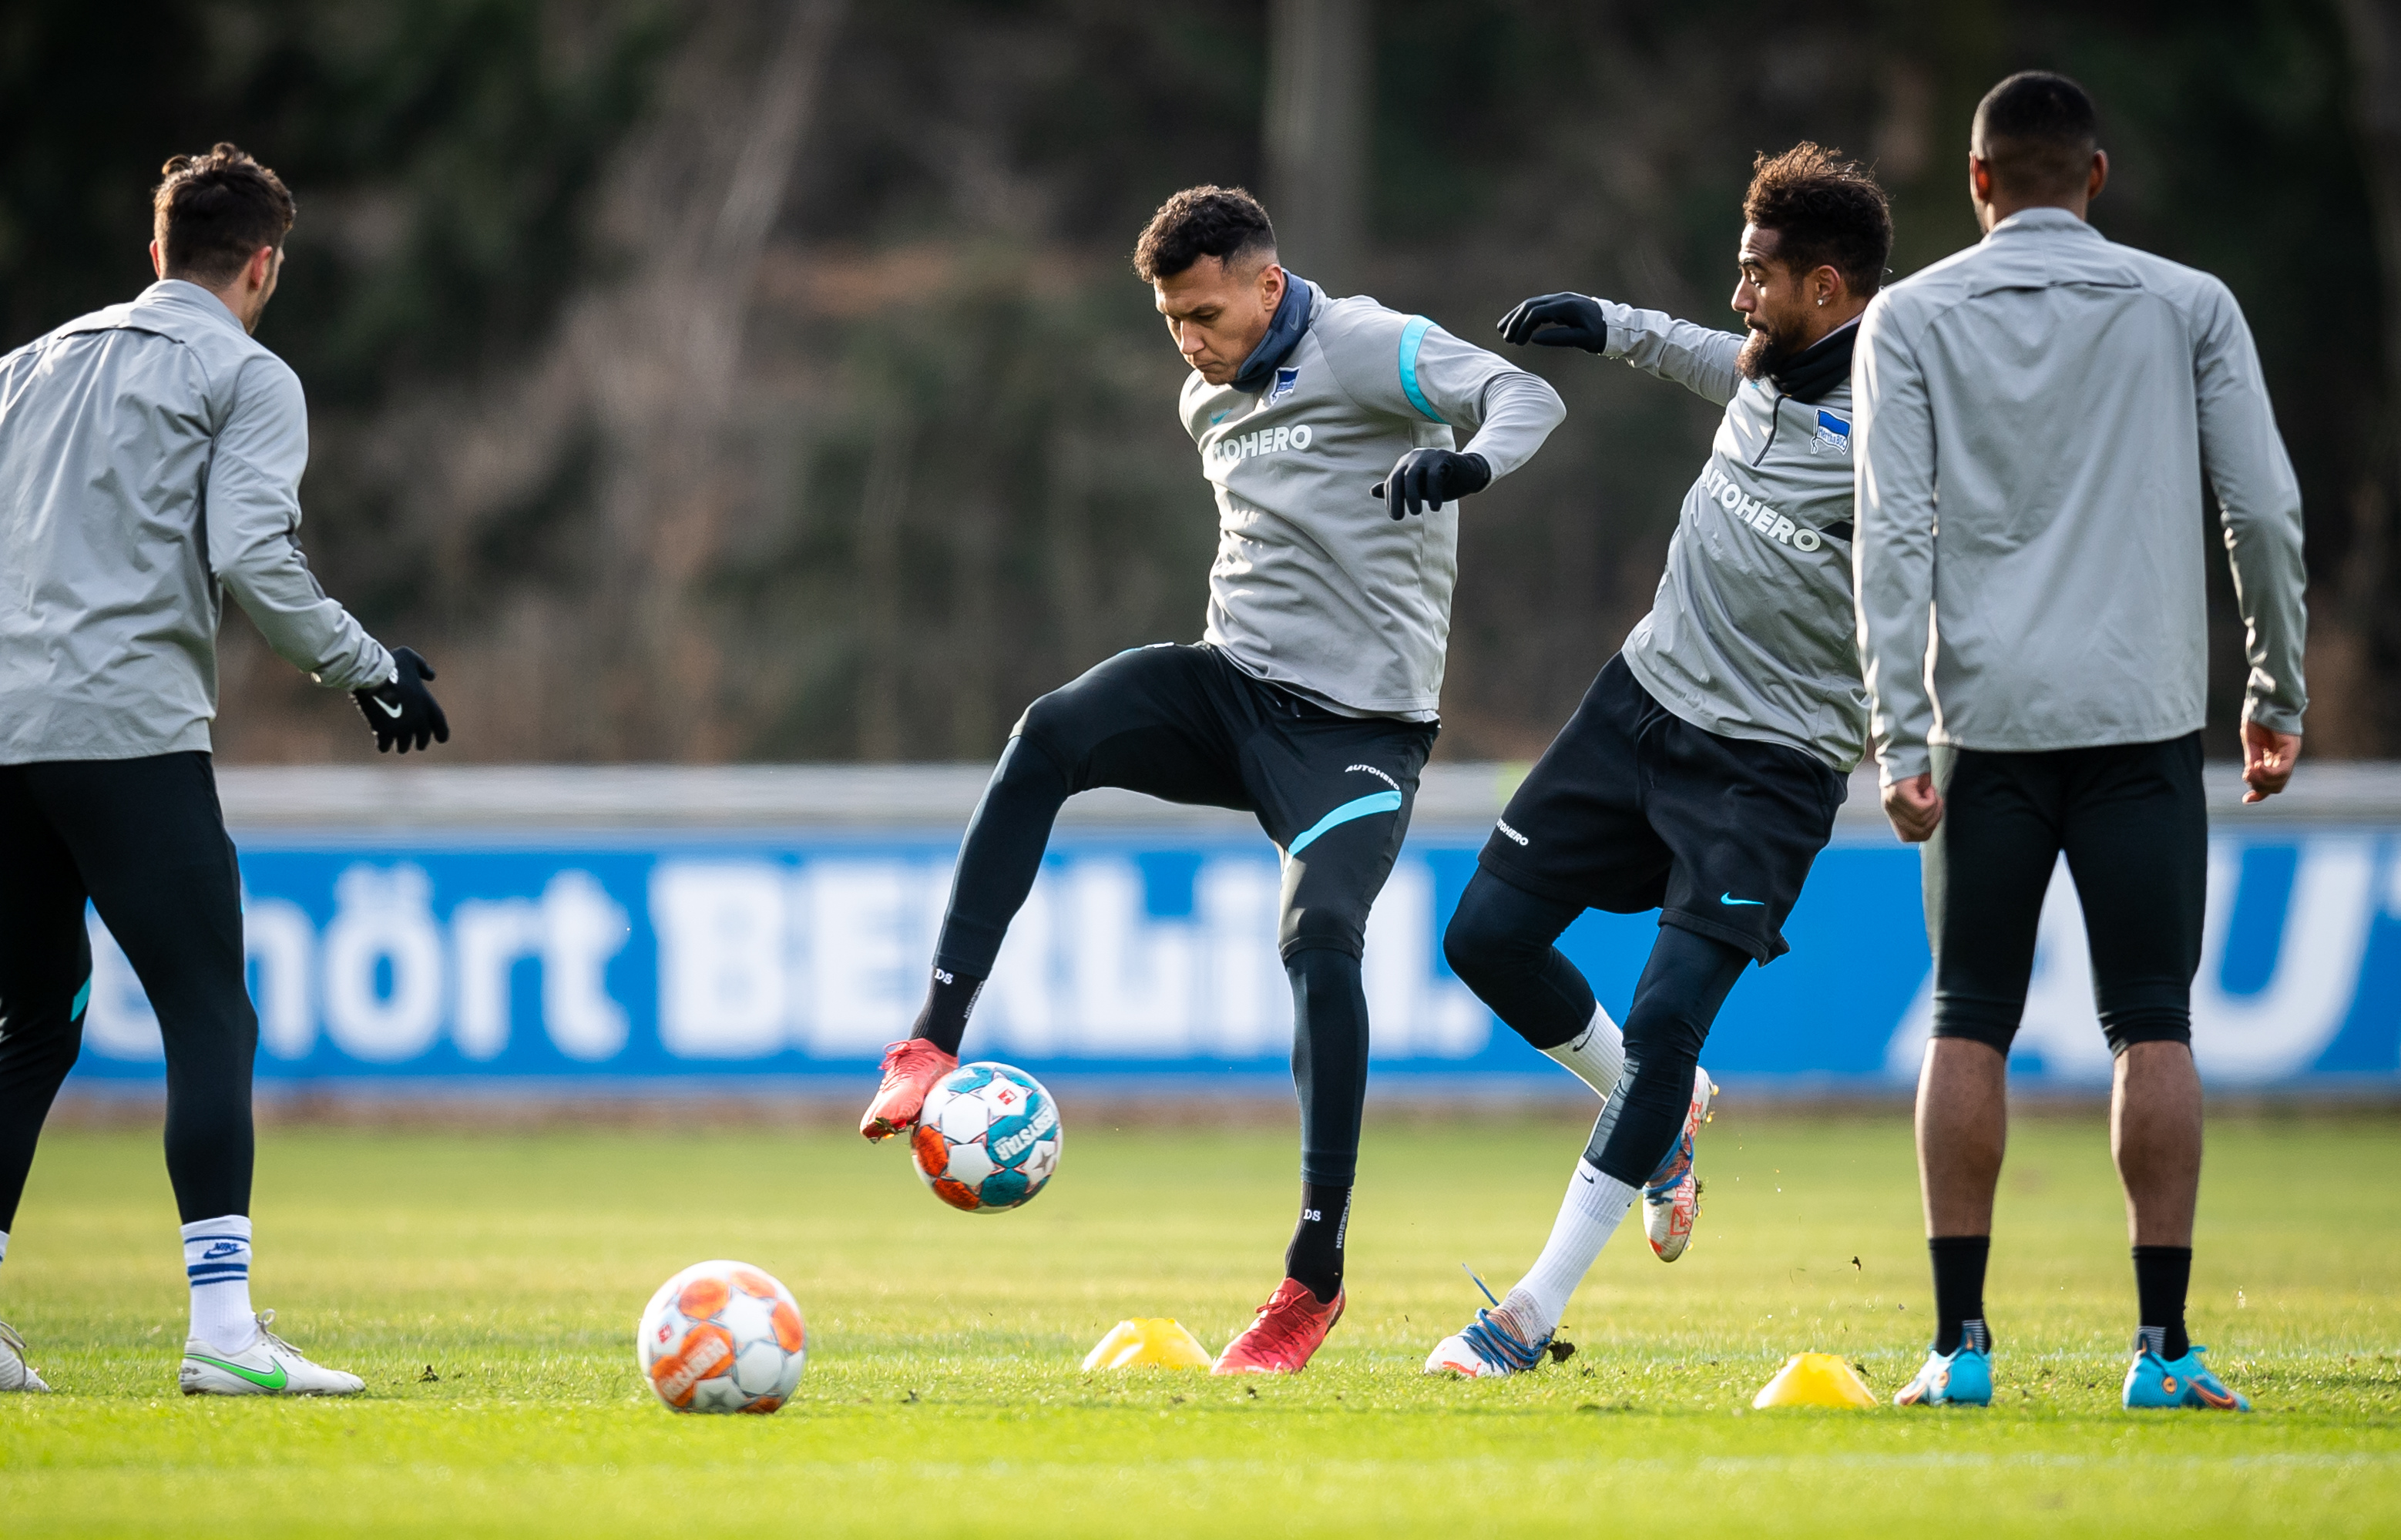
[909,1061,1063,1213]
[637,1260,808,1413]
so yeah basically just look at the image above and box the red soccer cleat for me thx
[859,1038,959,1141]
[1211,1278,1345,1374]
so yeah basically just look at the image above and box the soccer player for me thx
[1422,146,1892,1377]
[1854,73,2304,1412]
[857,186,1564,1372]
[0,145,448,1396]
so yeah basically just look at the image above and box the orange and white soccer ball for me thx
[637,1260,808,1414]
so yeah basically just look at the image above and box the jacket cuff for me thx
[1877,744,1933,786]
[1598,298,1632,358]
[2242,699,2305,737]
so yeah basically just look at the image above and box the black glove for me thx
[1371,449,1492,519]
[353,646,450,754]
[1496,292,1610,351]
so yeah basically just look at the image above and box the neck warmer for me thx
[1768,316,1859,404]
[1232,273,1314,395]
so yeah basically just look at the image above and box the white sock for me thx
[1491,1158,1638,1344]
[1542,1005,1626,1098]
[182,1216,257,1350]
[0,1227,9,1267]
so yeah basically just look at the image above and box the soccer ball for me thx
[909,1061,1063,1213]
[637,1260,808,1413]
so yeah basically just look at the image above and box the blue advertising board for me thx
[65,826,2401,1093]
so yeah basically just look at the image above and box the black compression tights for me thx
[1586,924,1748,1186]
[0,755,257,1229]
[1442,869,1597,1051]
[925,732,1375,1190]
[1443,867,1748,1187]
[1288,946,1370,1187]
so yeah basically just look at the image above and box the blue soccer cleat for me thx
[2123,1337,2250,1411]
[1892,1344,1992,1407]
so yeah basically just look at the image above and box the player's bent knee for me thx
[1439,883,1545,993]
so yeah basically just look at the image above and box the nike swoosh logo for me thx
[374,697,404,718]
[1720,893,1765,907]
[186,1352,287,1390]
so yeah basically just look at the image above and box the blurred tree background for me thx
[2,0,2393,763]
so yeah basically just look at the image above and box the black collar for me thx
[1232,274,1314,394]
[1767,318,1858,404]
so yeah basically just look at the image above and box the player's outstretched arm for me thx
[1496,292,1741,405]
[207,354,449,753]
[204,357,392,688]
[1496,293,1610,351]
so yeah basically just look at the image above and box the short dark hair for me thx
[153,143,294,287]
[1132,186,1276,283]
[1972,72,2099,201]
[1743,143,1893,299]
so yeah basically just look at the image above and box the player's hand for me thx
[1496,292,1610,351]
[2240,720,2301,803]
[353,646,450,754]
[1372,449,1491,518]
[1882,772,1943,844]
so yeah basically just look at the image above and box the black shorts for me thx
[1476,654,1844,962]
[1924,733,2205,1055]
[1012,643,1438,959]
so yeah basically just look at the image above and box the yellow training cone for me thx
[1080,1318,1214,1371]
[1751,1351,1879,1409]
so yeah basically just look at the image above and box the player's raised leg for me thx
[1442,867,1626,1101]
[861,645,1248,1141]
[1428,925,1748,1375]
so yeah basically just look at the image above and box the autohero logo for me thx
[1697,464,1824,552]
[1211,422,1315,466]
[1346,763,1400,793]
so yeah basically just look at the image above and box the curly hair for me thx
[1743,143,1892,299]
[1131,185,1276,283]
[153,143,294,287]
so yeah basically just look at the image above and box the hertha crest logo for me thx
[1269,366,1301,403]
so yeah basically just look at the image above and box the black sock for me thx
[908,966,984,1056]
[1929,1235,1991,1356]
[2133,1245,2192,1360]
[1284,1183,1351,1303]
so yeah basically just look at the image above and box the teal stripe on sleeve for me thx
[1397,315,1443,421]
[1287,790,1405,857]
[70,976,91,1022]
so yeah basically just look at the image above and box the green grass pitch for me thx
[2,1107,2396,1535]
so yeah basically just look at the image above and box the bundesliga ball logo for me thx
[909,1062,1063,1213]
[636,1260,808,1414]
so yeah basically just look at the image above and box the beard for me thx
[1736,314,1803,381]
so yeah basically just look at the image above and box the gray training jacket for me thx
[0,280,391,763]
[1182,280,1565,720]
[1852,208,2308,784]
[1605,302,1869,773]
